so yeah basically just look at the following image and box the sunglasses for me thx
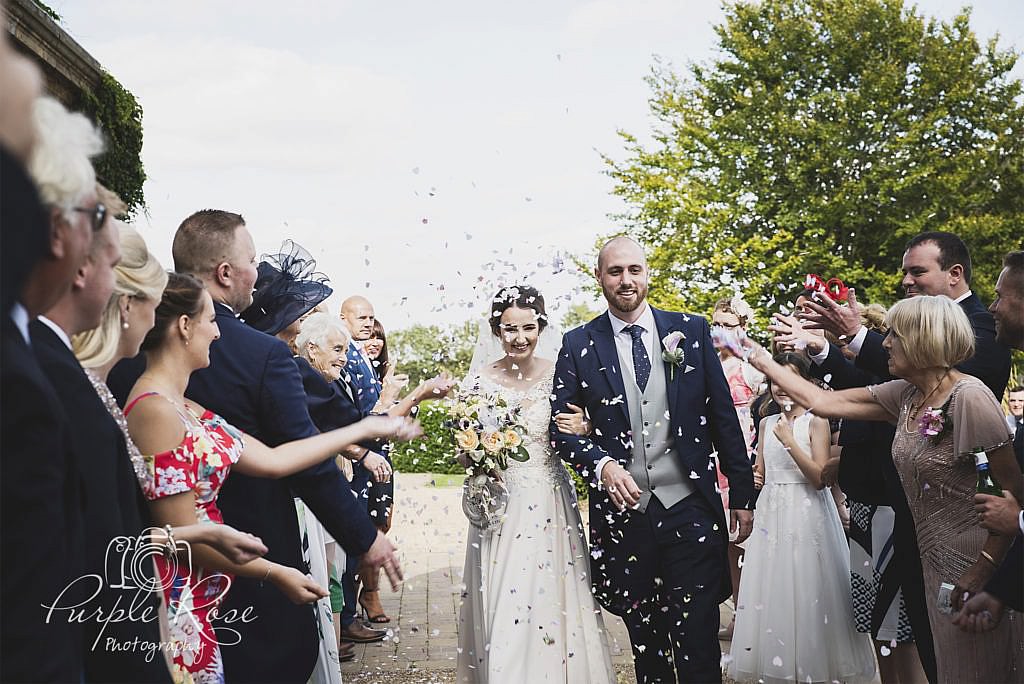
[72,202,108,232]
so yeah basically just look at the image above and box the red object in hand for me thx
[803,274,849,304]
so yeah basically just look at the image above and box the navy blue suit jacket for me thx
[346,341,381,416]
[550,308,754,610]
[1,316,84,682]
[852,293,1010,399]
[31,321,170,683]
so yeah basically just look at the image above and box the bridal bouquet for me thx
[445,386,530,529]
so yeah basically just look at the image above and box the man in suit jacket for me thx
[31,212,171,682]
[1,95,104,682]
[551,237,754,684]
[956,249,1024,631]
[801,231,1011,400]
[110,210,402,682]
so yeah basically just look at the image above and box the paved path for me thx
[340,473,736,684]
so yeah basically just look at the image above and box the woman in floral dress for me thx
[124,273,422,683]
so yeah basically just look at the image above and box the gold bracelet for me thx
[260,565,273,584]
[980,550,999,567]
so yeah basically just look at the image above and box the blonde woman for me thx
[73,218,270,563]
[745,295,1023,683]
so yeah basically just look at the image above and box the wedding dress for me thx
[456,365,616,683]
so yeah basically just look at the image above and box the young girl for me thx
[728,353,875,684]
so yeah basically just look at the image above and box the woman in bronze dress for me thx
[745,294,1022,683]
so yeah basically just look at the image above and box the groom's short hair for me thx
[596,235,645,271]
[173,209,246,277]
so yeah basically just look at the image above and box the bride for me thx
[456,285,616,683]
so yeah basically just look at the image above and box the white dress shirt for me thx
[37,315,72,350]
[9,302,31,345]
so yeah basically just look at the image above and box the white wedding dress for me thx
[456,366,616,683]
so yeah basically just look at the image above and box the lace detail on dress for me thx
[472,365,571,491]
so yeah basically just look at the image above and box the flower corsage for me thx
[661,331,686,380]
[917,396,953,443]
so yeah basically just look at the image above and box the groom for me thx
[551,237,754,683]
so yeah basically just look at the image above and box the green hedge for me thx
[393,402,589,500]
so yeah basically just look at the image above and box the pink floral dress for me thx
[124,392,245,684]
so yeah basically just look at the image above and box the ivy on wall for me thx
[78,72,146,216]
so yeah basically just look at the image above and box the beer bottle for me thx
[974,448,1004,496]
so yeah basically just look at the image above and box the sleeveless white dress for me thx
[728,413,875,683]
[456,369,616,683]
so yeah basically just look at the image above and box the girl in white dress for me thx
[729,353,875,684]
[456,286,615,684]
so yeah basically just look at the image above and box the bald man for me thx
[551,236,754,684]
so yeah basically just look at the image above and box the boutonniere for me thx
[917,396,953,443]
[661,331,686,380]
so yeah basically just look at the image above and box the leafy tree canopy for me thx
[606,0,1024,324]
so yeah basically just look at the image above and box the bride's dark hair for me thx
[489,285,547,337]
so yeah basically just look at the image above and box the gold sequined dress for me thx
[870,377,1023,683]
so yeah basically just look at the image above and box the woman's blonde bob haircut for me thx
[884,295,975,371]
[74,224,168,369]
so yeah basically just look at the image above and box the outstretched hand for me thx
[363,415,423,442]
[769,312,825,355]
[798,288,862,340]
[209,524,268,565]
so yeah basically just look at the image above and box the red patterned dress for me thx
[125,392,245,684]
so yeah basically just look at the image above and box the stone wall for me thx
[4,0,102,107]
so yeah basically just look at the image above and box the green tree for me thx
[389,321,477,386]
[561,301,602,330]
[607,0,1024,325]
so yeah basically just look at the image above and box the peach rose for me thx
[455,428,480,451]
[502,429,523,449]
[480,430,505,453]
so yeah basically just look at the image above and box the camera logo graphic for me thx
[104,527,192,592]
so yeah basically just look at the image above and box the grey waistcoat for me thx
[619,340,695,512]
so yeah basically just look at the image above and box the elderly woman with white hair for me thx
[744,294,1023,683]
[296,311,453,641]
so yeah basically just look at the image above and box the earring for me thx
[122,320,130,330]
[185,337,191,347]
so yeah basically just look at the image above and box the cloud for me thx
[88,35,409,173]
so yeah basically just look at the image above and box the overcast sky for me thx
[50,0,1024,329]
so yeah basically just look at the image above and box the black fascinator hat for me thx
[241,240,333,335]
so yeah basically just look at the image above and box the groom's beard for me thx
[603,282,648,313]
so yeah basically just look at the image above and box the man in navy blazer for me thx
[955,250,1024,631]
[551,237,754,684]
[109,211,403,683]
[800,231,1011,400]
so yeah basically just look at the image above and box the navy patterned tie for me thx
[627,324,650,392]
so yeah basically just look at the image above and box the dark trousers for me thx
[882,465,937,684]
[618,494,725,684]
[341,466,370,627]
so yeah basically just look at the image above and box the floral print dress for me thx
[124,392,245,684]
